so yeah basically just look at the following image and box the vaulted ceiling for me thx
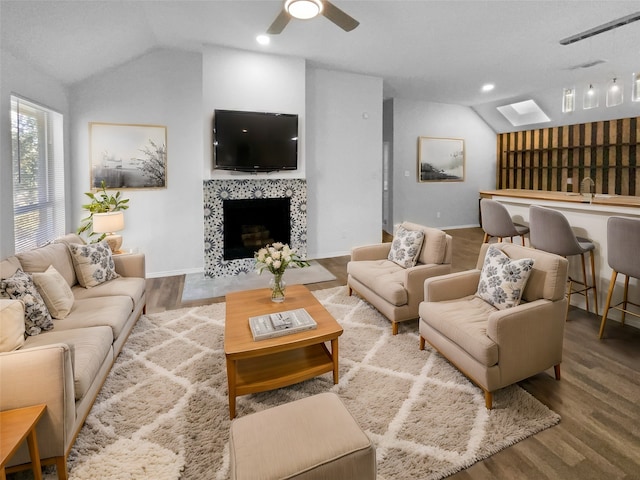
[2,1,639,131]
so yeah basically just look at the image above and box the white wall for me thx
[66,46,381,274]
[2,43,489,275]
[5,39,494,273]
[70,48,204,277]
[0,49,70,259]
[306,68,383,258]
[202,46,306,179]
[390,98,496,229]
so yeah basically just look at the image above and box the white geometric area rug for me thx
[181,260,336,302]
[51,287,559,480]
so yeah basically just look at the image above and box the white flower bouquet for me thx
[254,242,310,276]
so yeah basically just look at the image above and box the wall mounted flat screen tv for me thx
[213,109,298,172]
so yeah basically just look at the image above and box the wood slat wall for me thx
[497,117,639,195]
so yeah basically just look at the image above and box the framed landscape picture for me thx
[418,136,465,182]
[90,122,167,189]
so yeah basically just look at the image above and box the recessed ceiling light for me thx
[256,34,270,46]
[481,84,495,92]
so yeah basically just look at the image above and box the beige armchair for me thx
[347,222,452,334]
[419,243,569,409]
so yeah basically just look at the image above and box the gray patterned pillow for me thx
[476,245,534,310]
[0,269,54,336]
[69,241,119,288]
[388,226,425,268]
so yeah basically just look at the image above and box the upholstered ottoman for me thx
[229,392,376,480]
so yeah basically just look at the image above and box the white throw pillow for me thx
[0,299,26,351]
[476,245,534,310]
[69,241,119,288]
[33,265,74,319]
[0,269,54,336]
[388,226,425,268]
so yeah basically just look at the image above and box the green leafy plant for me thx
[77,181,130,242]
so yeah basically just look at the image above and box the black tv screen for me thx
[213,109,298,172]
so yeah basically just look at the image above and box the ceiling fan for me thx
[267,0,359,34]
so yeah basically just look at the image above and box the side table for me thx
[1,404,47,480]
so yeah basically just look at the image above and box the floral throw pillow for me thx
[388,226,425,268]
[476,246,534,310]
[0,269,54,336]
[69,241,119,288]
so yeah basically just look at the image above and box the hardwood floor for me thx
[145,227,640,479]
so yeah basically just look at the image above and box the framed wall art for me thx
[417,136,465,182]
[90,122,167,189]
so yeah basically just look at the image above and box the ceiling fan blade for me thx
[321,1,359,32]
[267,9,291,34]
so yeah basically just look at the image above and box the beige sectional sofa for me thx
[0,234,146,479]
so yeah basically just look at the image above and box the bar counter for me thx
[479,189,640,330]
[480,189,640,209]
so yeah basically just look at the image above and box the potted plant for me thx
[77,181,129,243]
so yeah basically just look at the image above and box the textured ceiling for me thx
[2,0,639,130]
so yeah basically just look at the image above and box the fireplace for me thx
[223,198,291,260]
[203,179,307,277]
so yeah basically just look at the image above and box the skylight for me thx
[496,99,550,127]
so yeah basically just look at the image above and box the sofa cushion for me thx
[1,257,22,286]
[52,296,134,341]
[388,225,424,268]
[72,276,145,308]
[419,295,499,367]
[0,299,26,352]
[476,245,534,310]
[348,260,408,306]
[1,269,54,336]
[69,241,119,288]
[54,233,85,248]
[23,326,113,401]
[32,265,74,319]
[401,222,447,265]
[15,242,77,288]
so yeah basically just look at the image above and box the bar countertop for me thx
[480,189,640,209]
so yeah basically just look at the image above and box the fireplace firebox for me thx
[223,198,291,260]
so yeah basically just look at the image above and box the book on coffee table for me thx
[249,308,318,341]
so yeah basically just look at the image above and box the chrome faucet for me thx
[581,177,595,202]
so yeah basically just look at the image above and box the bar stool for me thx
[480,199,529,246]
[529,205,598,316]
[599,216,640,339]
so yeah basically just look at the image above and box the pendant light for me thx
[583,84,599,109]
[632,72,640,102]
[606,77,623,107]
[562,87,575,113]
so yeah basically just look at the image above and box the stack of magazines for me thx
[249,308,317,341]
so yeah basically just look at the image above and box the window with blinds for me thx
[10,96,65,253]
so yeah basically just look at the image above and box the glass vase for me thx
[269,274,286,303]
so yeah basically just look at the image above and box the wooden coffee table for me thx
[224,285,343,419]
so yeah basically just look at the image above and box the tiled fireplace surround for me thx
[203,179,307,277]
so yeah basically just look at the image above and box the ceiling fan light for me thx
[285,0,323,20]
